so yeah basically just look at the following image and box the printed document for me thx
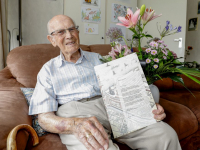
[94,53,157,138]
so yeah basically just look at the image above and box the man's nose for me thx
[64,30,73,38]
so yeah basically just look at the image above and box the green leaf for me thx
[168,51,172,56]
[173,59,182,65]
[132,35,139,39]
[176,68,200,84]
[129,28,138,35]
[154,74,163,80]
[107,57,112,61]
[168,74,184,84]
[138,25,143,32]
[168,74,195,97]
[121,49,125,56]
[138,54,143,60]
[157,61,164,73]
[145,34,153,38]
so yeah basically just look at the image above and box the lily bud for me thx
[140,5,146,16]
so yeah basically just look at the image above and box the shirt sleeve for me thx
[29,63,58,115]
[96,54,104,65]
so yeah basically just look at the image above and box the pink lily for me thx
[114,44,122,53]
[109,48,116,60]
[141,8,162,25]
[123,46,132,56]
[117,8,140,29]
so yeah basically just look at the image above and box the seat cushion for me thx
[160,98,198,140]
[26,134,67,150]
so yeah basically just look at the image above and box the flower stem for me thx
[138,19,143,59]
[120,36,128,47]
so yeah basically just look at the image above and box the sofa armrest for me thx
[0,67,24,87]
[173,74,200,91]
[154,78,174,91]
[0,67,13,80]
[160,98,198,140]
[160,90,200,124]
[7,124,39,150]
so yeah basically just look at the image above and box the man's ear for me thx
[47,35,56,47]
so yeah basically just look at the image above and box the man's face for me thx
[48,17,80,55]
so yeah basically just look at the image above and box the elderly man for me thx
[29,15,181,150]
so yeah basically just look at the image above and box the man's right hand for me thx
[73,116,109,150]
[38,112,109,150]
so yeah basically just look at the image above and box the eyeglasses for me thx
[50,26,79,36]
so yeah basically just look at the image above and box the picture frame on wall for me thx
[198,1,200,14]
[188,18,198,31]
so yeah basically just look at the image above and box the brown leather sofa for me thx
[0,44,200,150]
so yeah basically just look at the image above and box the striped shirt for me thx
[29,49,103,115]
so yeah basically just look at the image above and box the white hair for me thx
[47,16,76,35]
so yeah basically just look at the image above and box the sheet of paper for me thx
[94,53,157,138]
[84,23,99,34]
[81,7,101,23]
[111,3,133,22]
[81,0,101,8]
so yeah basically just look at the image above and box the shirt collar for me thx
[56,48,90,67]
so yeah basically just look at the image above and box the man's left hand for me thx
[152,103,166,121]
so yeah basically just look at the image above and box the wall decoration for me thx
[198,1,200,14]
[109,24,126,44]
[188,18,198,31]
[81,0,100,7]
[81,7,101,23]
[112,3,133,22]
[84,23,98,34]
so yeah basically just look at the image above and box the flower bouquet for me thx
[101,4,200,95]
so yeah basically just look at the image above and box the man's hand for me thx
[152,103,166,121]
[73,116,109,150]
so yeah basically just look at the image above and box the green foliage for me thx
[141,40,200,88]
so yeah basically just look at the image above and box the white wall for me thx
[185,0,200,63]
[7,0,63,51]
[138,0,187,62]
[7,0,19,51]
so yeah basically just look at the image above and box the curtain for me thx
[0,0,7,70]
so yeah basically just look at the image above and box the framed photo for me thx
[198,1,200,14]
[188,18,198,31]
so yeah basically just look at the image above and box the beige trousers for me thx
[56,97,182,150]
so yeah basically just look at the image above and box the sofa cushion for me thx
[26,134,67,150]
[160,98,198,140]
[21,88,48,137]
[7,44,60,88]
[79,45,91,52]
[7,44,90,88]
[0,87,32,150]
[89,44,111,56]
[160,90,200,123]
